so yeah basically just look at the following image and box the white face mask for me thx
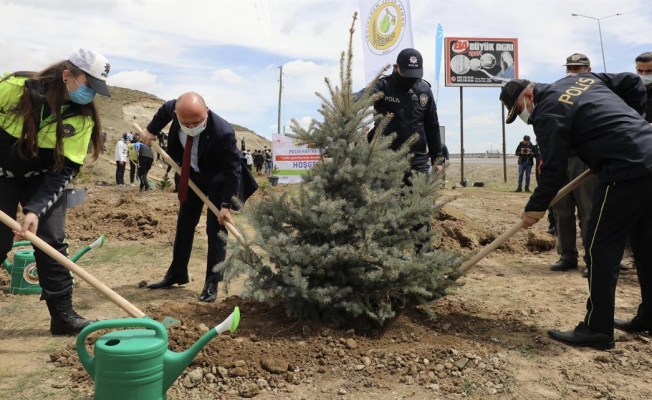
[566,72,578,77]
[641,75,652,85]
[518,97,530,124]
[179,118,207,137]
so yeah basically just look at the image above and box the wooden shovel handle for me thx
[0,210,145,318]
[457,169,594,274]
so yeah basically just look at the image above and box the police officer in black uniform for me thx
[500,73,652,350]
[364,48,444,177]
[613,51,652,333]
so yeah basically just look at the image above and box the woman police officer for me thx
[0,48,111,335]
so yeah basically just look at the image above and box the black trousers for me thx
[129,160,137,184]
[583,174,652,335]
[138,157,153,191]
[0,177,71,300]
[115,162,125,185]
[166,170,227,284]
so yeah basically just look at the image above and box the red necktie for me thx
[178,136,193,203]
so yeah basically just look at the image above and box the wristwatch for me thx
[220,202,232,209]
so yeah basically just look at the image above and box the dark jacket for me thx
[525,72,652,213]
[515,141,537,165]
[364,73,442,172]
[146,100,257,207]
[137,142,154,159]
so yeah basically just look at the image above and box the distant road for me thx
[448,157,513,165]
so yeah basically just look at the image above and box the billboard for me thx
[272,134,321,184]
[444,37,518,87]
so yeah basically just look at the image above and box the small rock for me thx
[198,323,209,332]
[238,383,260,398]
[217,366,229,378]
[338,388,347,395]
[454,358,469,370]
[229,367,248,377]
[362,356,372,366]
[423,358,430,366]
[594,355,610,363]
[256,378,269,389]
[187,367,203,383]
[355,364,365,371]
[262,358,289,374]
[234,360,247,368]
[345,338,358,349]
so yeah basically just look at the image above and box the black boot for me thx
[45,291,93,336]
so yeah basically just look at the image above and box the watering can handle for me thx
[76,318,167,375]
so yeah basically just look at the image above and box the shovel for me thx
[0,210,183,327]
[0,209,145,318]
[457,169,593,274]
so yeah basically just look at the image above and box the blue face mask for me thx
[179,119,207,137]
[67,75,96,105]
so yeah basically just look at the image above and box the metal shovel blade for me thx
[65,188,86,209]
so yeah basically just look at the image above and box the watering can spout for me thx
[70,234,105,262]
[163,307,240,391]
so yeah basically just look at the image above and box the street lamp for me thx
[571,13,623,72]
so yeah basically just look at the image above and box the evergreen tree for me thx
[221,13,462,326]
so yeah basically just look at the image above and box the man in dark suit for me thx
[139,92,256,302]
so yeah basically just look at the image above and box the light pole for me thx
[571,13,623,72]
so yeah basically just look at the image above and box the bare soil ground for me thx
[1,89,650,400]
[2,159,649,400]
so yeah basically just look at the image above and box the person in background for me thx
[549,53,598,274]
[264,149,273,175]
[126,131,137,186]
[156,131,168,161]
[139,92,257,302]
[115,132,129,187]
[253,149,264,174]
[136,137,154,191]
[244,150,254,171]
[126,132,139,186]
[0,48,111,335]
[514,135,537,192]
[500,73,652,350]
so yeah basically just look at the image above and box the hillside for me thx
[96,85,272,151]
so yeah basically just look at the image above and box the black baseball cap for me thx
[396,48,423,78]
[563,53,591,67]
[499,79,532,124]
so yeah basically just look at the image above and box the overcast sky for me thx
[1,0,650,154]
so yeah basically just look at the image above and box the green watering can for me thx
[2,235,105,295]
[76,307,240,400]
